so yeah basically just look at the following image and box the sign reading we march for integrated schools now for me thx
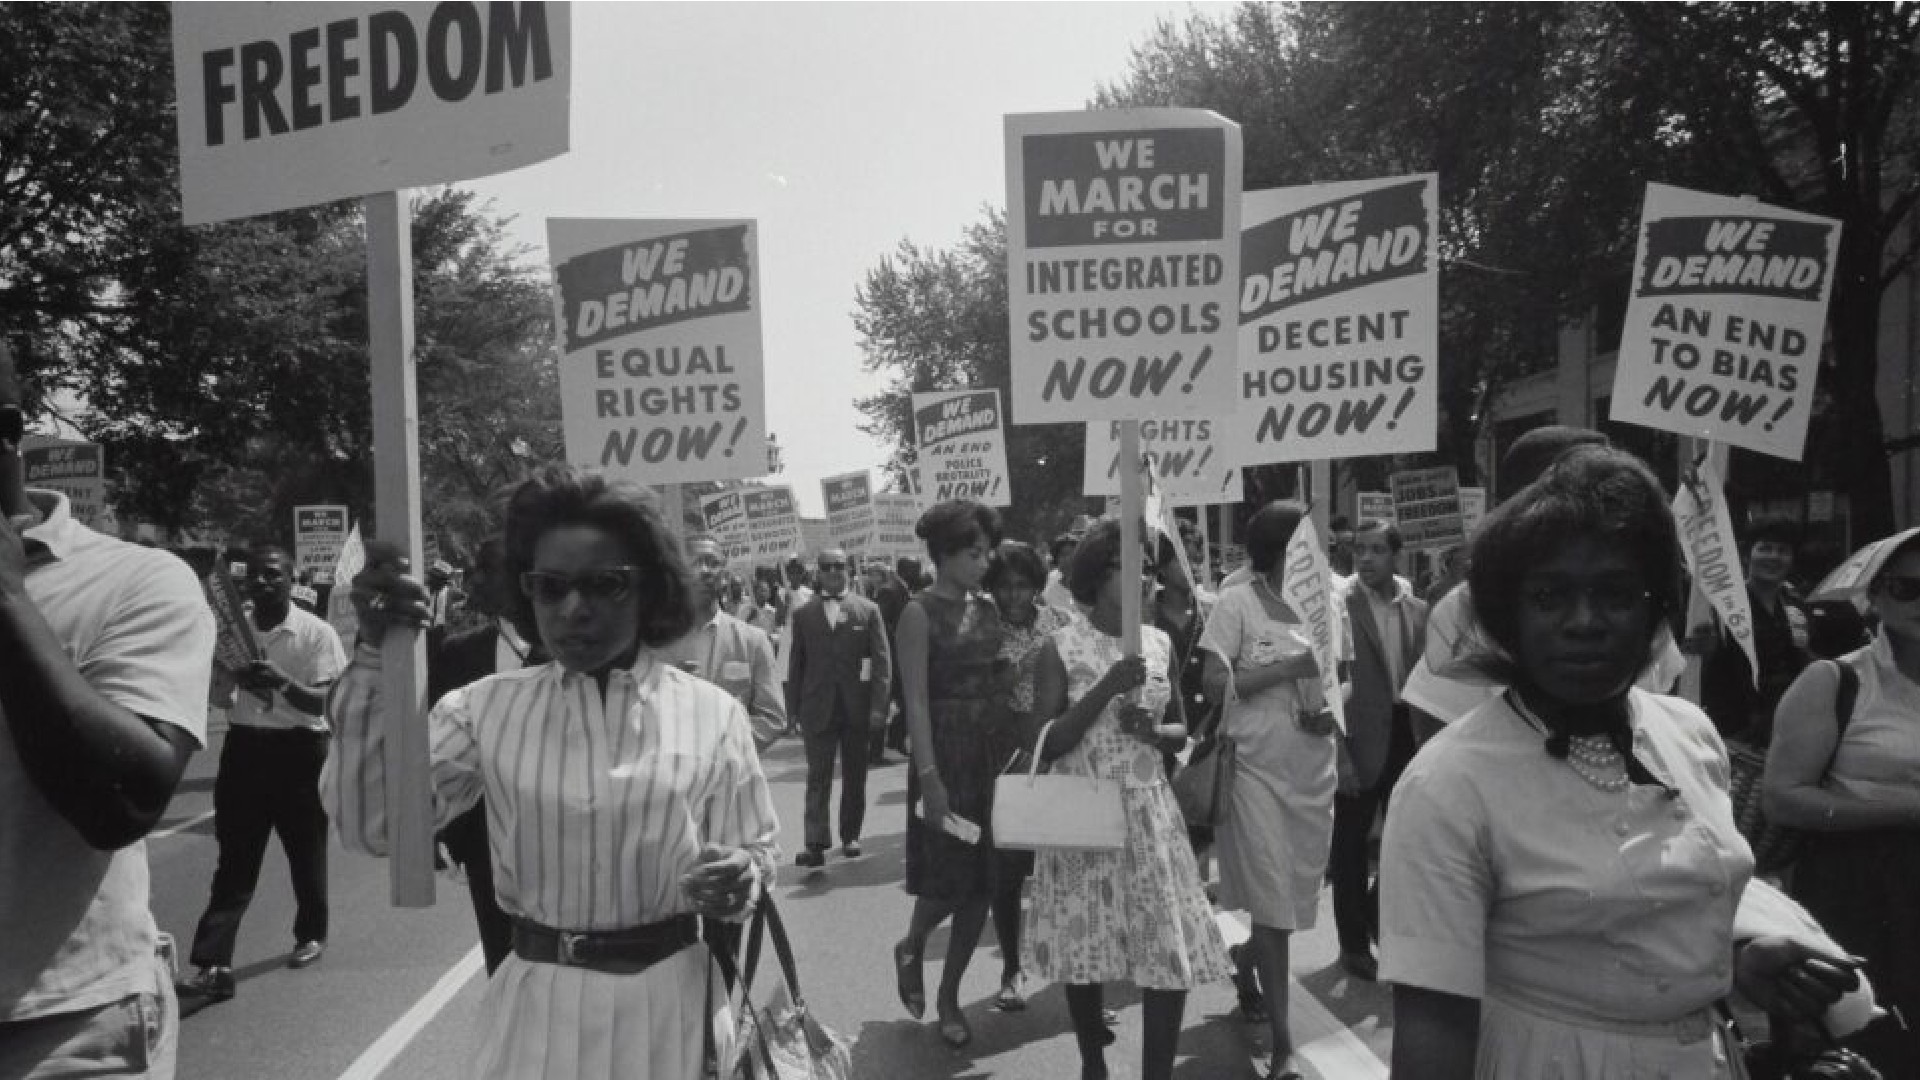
[822,471,877,553]
[172,2,570,225]
[1235,174,1438,465]
[1006,109,1243,422]
[1083,418,1243,508]
[1610,184,1840,460]
[913,389,1011,506]
[551,219,768,485]
[294,506,351,582]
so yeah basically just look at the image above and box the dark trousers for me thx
[802,715,870,851]
[189,726,329,968]
[437,801,512,976]
[1329,704,1415,955]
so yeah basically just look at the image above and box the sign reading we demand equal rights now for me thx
[913,389,1012,506]
[1609,184,1841,460]
[550,219,769,485]
[1006,109,1242,422]
[1234,174,1439,464]
[172,2,569,225]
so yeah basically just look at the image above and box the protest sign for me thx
[822,471,877,553]
[20,436,110,531]
[1609,184,1840,460]
[1356,491,1394,526]
[1235,175,1438,465]
[913,389,1012,505]
[204,567,262,676]
[739,486,801,561]
[1390,466,1465,552]
[1281,517,1345,733]
[550,218,766,485]
[1083,418,1242,507]
[799,518,831,558]
[1458,487,1487,536]
[1675,460,1758,686]
[1005,109,1243,422]
[873,492,924,561]
[172,2,570,225]
[294,505,351,583]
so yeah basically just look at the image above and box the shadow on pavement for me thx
[782,831,908,893]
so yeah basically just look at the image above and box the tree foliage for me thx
[853,211,1095,545]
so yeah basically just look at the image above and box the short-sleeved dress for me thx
[905,588,1008,900]
[1022,621,1231,989]
[1379,689,1754,1078]
[1199,582,1338,929]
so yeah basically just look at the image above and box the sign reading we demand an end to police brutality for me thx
[1610,184,1840,460]
[172,3,569,225]
[913,389,1012,505]
[550,219,768,485]
[1006,110,1242,422]
[1235,175,1438,464]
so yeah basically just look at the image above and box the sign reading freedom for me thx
[172,2,571,225]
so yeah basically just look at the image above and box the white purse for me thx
[992,721,1127,852]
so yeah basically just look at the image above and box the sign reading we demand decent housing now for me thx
[172,2,570,225]
[1610,184,1841,460]
[1006,109,1243,422]
[913,389,1012,506]
[1235,174,1439,465]
[550,219,768,485]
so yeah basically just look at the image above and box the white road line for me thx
[149,810,216,840]
[335,945,484,1080]
[1214,911,1389,1079]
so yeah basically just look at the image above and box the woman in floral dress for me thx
[1024,520,1231,1080]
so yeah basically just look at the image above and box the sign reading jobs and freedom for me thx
[1083,418,1244,508]
[551,219,768,485]
[1006,109,1243,422]
[172,2,570,225]
[822,471,877,553]
[1235,174,1438,465]
[1390,466,1465,553]
[913,390,1012,506]
[1609,183,1840,460]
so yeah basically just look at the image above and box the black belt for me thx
[510,913,701,975]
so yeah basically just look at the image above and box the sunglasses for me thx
[1877,575,1920,603]
[520,566,640,605]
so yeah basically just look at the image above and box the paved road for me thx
[150,718,1394,1079]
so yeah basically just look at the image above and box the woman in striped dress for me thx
[326,467,780,1080]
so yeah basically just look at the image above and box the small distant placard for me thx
[1389,467,1465,552]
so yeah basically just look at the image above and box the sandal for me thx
[894,939,925,1020]
[1230,945,1266,1024]
[937,1005,972,1049]
[994,976,1027,1012]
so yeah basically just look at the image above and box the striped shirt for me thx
[324,652,779,930]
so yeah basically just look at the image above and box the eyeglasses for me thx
[520,566,640,605]
[1521,581,1651,622]
[1877,575,1920,603]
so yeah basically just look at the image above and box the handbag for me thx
[992,720,1127,852]
[1728,660,1858,876]
[708,897,851,1080]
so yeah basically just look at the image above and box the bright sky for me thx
[465,1,1230,518]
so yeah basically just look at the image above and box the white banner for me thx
[1675,460,1758,687]
[550,218,767,484]
[172,2,570,225]
[1005,108,1243,422]
[1282,517,1345,733]
[1609,183,1840,460]
[913,388,1012,505]
[1235,174,1439,465]
[1082,418,1242,507]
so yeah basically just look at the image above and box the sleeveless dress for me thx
[1022,620,1231,989]
[905,589,1008,900]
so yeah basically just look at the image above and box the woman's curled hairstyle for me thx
[916,499,1001,560]
[501,466,698,648]
[1466,444,1682,681]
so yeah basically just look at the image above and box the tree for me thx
[853,211,1096,545]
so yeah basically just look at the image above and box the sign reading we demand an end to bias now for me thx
[1610,184,1840,460]
[172,2,570,225]
[913,389,1011,506]
[1235,174,1438,465]
[1006,109,1242,422]
[550,219,768,485]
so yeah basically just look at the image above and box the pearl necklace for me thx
[1509,692,1632,794]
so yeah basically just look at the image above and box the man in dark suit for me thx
[426,538,531,975]
[1332,519,1429,982]
[863,558,911,762]
[788,548,892,868]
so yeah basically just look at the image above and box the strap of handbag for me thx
[1819,657,1859,774]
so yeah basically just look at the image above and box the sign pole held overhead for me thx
[1119,421,1144,657]
[366,190,434,908]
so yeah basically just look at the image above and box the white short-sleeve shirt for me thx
[228,603,346,732]
[1,491,216,1020]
